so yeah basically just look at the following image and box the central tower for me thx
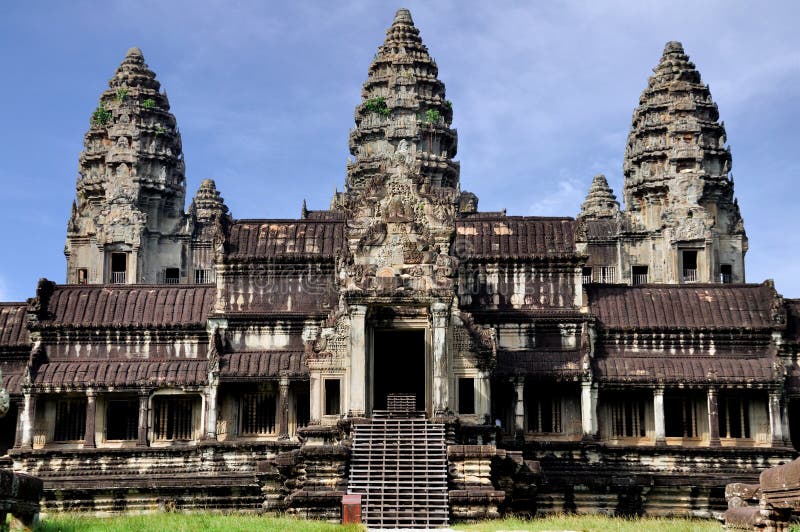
[343,8,459,193]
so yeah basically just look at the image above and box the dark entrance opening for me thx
[0,402,17,453]
[373,329,425,412]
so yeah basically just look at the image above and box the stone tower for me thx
[341,8,459,194]
[621,41,746,284]
[333,8,461,296]
[578,174,620,220]
[65,48,189,285]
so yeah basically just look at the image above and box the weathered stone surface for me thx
[0,7,796,525]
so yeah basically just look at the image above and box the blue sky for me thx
[0,1,798,301]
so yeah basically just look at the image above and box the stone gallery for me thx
[1,7,798,528]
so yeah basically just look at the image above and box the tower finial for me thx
[126,47,144,59]
[393,8,413,25]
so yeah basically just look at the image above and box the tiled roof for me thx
[32,359,208,389]
[220,351,308,380]
[594,354,779,384]
[495,350,583,379]
[227,220,345,260]
[586,283,777,330]
[41,285,215,327]
[0,303,29,347]
[1,358,26,394]
[454,216,577,259]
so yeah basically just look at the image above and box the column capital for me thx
[349,304,367,318]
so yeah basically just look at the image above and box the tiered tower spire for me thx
[344,8,459,193]
[66,48,188,284]
[619,41,746,283]
[579,174,620,219]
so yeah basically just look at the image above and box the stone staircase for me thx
[348,394,449,528]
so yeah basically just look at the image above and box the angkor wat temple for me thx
[1,8,798,527]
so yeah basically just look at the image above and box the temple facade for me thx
[1,8,798,522]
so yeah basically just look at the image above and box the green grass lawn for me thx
[13,513,723,532]
[453,515,722,531]
[29,513,362,532]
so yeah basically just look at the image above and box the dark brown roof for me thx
[0,303,29,347]
[495,350,583,379]
[220,351,308,380]
[32,359,208,389]
[1,358,26,394]
[454,216,577,259]
[594,354,779,384]
[587,283,778,330]
[227,220,345,260]
[41,285,215,328]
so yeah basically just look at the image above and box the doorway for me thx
[372,329,426,412]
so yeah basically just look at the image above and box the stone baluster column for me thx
[348,305,367,417]
[278,375,290,439]
[476,370,491,421]
[84,389,97,448]
[514,377,525,440]
[707,387,720,447]
[137,391,149,447]
[204,384,218,441]
[653,387,666,445]
[309,372,321,424]
[20,392,36,449]
[580,381,597,440]
[431,302,450,415]
[769,391,784,446]
[14,401,25,448]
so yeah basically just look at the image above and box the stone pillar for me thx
[20,392,36,449]
[580,381,597,440]
[278,376,290,439]
[476,370,491,421]
[514,377,525,439]
[769,391,784,446]
[653,387,666,445]
[348,305,367,417]
[84,390,97,448]
[707,387,720,447]
[14,401,25,448]
[431,302,450,415]
[205,384,218,440]
[309,372,321,423]
[781,398,791,446]
[137,391,149,447]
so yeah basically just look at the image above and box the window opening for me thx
[719,395,751,439]
[458,378,475,415]
[54,398,87,442]
[106,398,139,441]
[324,379,341,416]
[164,268,180,284]
[111,252,127,284]
[153,396,195,441]
[239,392,277,435]
[632,265,648,286]
[682,250,698,283]
[720,264,732,284]
[665,395,700,438]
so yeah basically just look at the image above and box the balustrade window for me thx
[164,268,180,284]
[240,392,277,435]
[632,265,648,286]
[665,395,700,438]
[106,398,139,441]
[153,396,195,441]
[609,398,646,438]
[598,266,616,284]
[194,269,212,284]
[295,388,310,429]
[324,379,341,416]
[682,250,698,283]
[458,378,475,415]
[77,268,88,285]
[527,395,562,433]
[110,252,127,284]
[54,398,87,442]
[582,267,593,285]
[719,395,751,439]
[720,264,732,284]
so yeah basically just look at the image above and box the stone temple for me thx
[1,8,798,527]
